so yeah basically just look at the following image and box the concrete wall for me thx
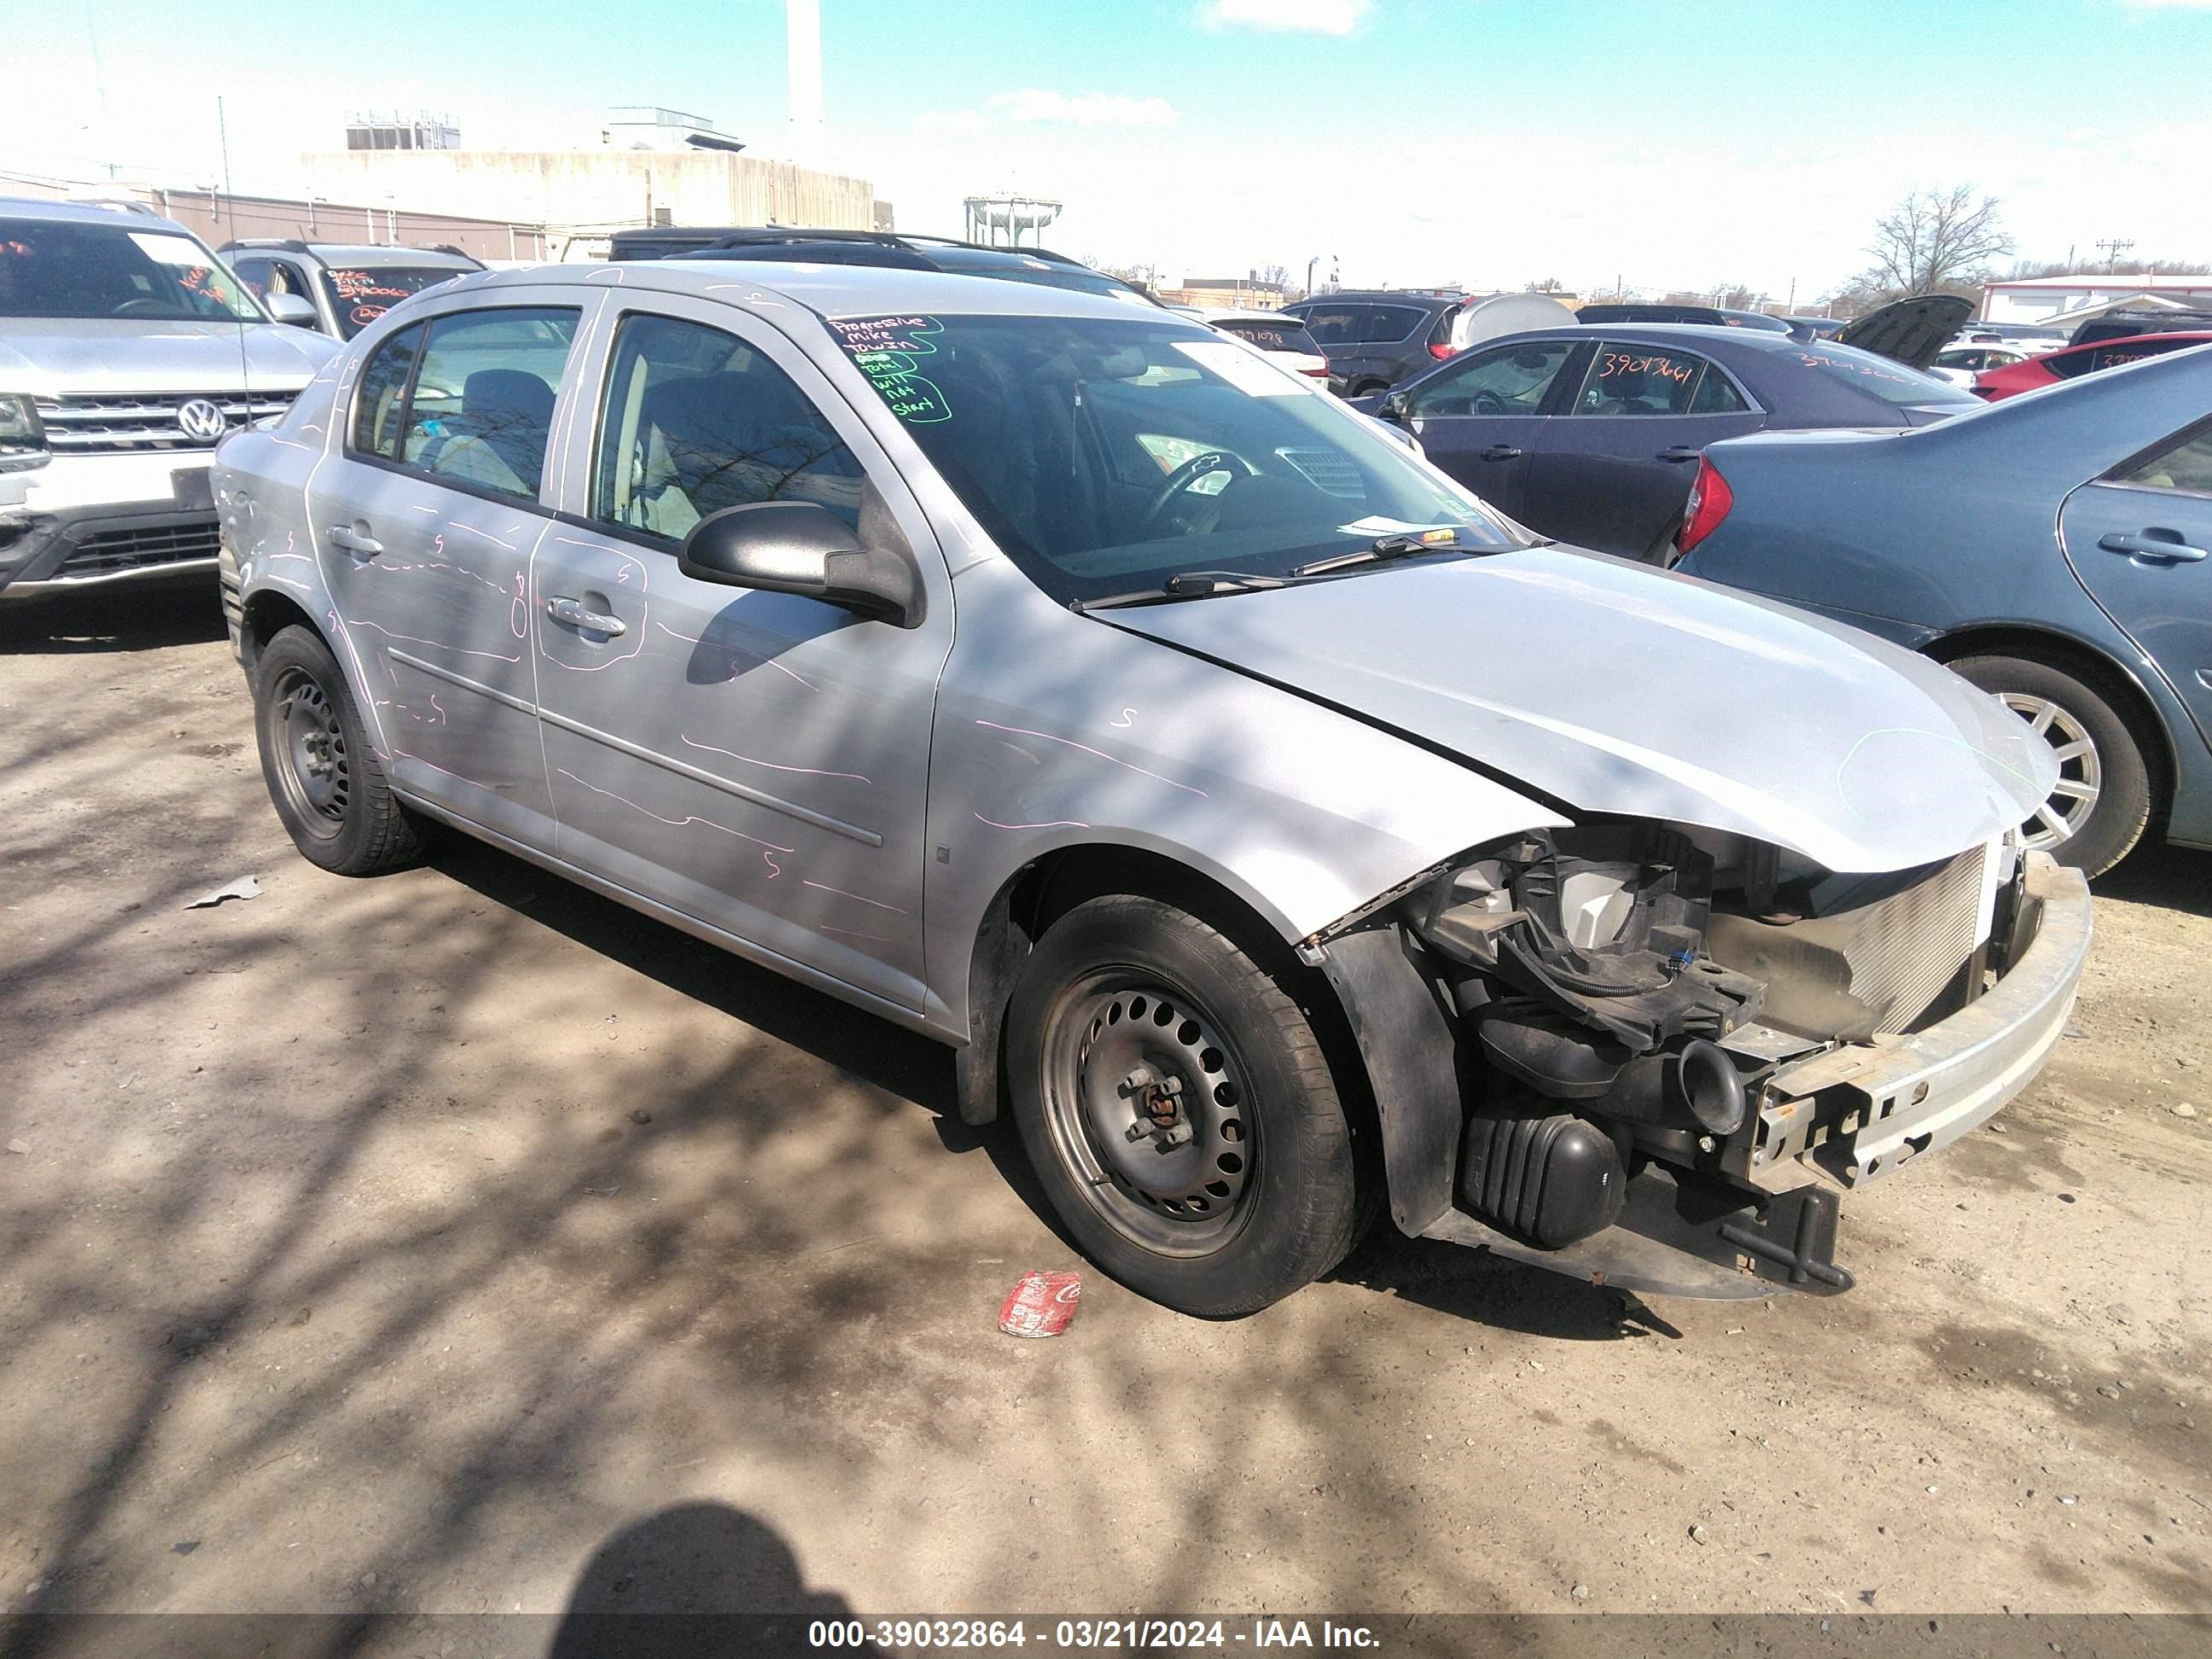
[297,149,879,237]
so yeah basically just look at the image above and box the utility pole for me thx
[2095,236,2134,272]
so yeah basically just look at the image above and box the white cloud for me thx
[985,90,1179,128]
[1198,0,1372,33]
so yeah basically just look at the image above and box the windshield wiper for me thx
[1074,570,1289,613]
[1290,531,1481,579]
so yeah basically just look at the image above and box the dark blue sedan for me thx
[1676,344,2212,876]
[1360,324,1976,562]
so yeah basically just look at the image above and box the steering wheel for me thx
[114,299,169,317]
[1138,450,1258,539]
[1471,390,1509,416]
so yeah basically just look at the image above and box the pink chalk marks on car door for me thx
[538,538,648,672]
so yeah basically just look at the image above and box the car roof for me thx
[1498,322,1811,353]
[224,241,480,268]
[2051,330,2212,352]
[445,259,1182,324]
[1292,291,1461,309]
[1207,308,1313,324]
[0,195,195,234]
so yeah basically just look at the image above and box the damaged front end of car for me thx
[1313,820,2094,1300]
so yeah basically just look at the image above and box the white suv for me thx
[0,197,340,602]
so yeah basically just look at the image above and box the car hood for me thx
[1836,294,1975,370]
[0,319,339,396]
[1101,550,2052,875]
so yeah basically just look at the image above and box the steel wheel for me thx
[1998,690,2102,851]
[1038,971,1257,1258]
[266,663,351,839]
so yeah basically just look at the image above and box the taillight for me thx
[1429,342,1457,359]
[1676,457,1733,555]
[1301,366,1329,377]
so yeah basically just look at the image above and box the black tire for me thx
[252,624,424,875]
[1353,380,1389,400]
[1005,894,1360,1318]
[1950,653,2152,877]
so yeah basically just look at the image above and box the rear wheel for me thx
[253,625,424,875]
[1950,653,2151,876]
[1006,895,1360,1318]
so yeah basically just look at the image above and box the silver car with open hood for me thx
[212,260,2092,1317]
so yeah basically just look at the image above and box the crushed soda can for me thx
[998,1270,1082,1338]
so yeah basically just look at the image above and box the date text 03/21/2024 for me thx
[806,1619,1382,1650]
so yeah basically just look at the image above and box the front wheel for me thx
[1005,895,1361,1318]
[1950,653,2151,877]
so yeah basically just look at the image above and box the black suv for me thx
[1276,291,1490,398]
[608,226,1146,303]
[218,240,482,340]
[2068,307,2212,347]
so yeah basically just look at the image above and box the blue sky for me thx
[9,0,2211,300]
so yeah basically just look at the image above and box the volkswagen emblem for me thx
[176,399,230,443]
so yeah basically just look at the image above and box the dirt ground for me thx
[2,581,2209,1634]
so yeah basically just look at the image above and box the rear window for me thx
[1213,317,1321,355]
[1784,343,1977,407]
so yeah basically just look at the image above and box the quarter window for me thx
[349,323,424,460]
[397,307,579,498]
[1407,340,1577,417]
[1574,345,1723,416]
[589,311,867,540]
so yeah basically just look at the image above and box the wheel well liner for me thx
[1923,624,2177,811]
[239,589,325,675]
[953,845,1411,1227]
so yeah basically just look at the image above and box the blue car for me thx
[1675,345,2212,876]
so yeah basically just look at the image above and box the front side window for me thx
[349,323,424,459]
[0,218,265,322]
[2116,422,2212,497]
[591,312,867,540]
[1572,345,1725,416]
[1408,340,1577,417]
[395,307,579,498]
[826,312,1524,608]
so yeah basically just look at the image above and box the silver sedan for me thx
[213,262,2091,1317]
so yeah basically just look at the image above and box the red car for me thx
[1973,331,2212,400]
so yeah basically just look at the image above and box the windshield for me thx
[827,312,1524,606]
[0,218,265,322]
[1788,342,1978,407]
[318,265,463,338]
[1213,317,1322,355]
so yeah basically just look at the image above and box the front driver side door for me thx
[1397,337,1586,521]
[530,300,953,1016]
[2058,420,2212,754]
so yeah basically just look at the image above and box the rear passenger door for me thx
[1522,341,1764,558]
[2058,420,2212,754]
[304,296,586,847]
[1396,337,1585,521]
[529,299,952,1013]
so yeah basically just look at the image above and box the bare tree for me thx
[1866,184,2013,294]
[1257,263,1289,290]
[1525,276,1564,294]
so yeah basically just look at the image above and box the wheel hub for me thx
[271,667,350,827]
[1068,987,1250,1228]
[1998,691,2101,850]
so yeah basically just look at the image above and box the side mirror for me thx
[1380,389,1412,423]
[265,293,319,329]
[678,500,922,627]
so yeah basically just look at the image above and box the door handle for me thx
[2098,530,2208,564]
[1481,445,1523,461]
[1656,445,1703,463]
[327,525,382,557]
[545,596,628,637]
